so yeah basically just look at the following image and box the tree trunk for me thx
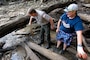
[0,16,30,38]
[78,13,90,23]
[22,43,40,60]
[42,1,76,13]
[84,0,90,3]
[26,41,68,60]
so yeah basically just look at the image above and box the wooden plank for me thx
[26,41,68,60]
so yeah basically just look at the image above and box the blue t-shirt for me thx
[59,13,84,33]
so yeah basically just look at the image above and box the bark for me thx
[82,35,90,52]
[0,16,30,38]
[82,36,90,60]
[42,1,76,13]
[78,13,90,23]
[26,41,68,60]
[84,0,90,3]
[82,4,90,8]
[22,43,40,60]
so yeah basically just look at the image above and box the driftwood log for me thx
[78,13,90,23]
[82,4,90,8]
[42,1,76,13]
[0,16,30,38]
[26,41,68,60]
[22,43,40,60]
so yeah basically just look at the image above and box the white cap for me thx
[64,3,78,12]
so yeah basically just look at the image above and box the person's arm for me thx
[28,16,33,25]
[76,30,87,59]
[76,30,82,46]
[56,19,61,33]
[49,18,54,30]
[42,14,54,30]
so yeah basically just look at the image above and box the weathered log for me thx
[82,4,90,8]
[22,43,40,60]
[84,0,90,3]
[0,16,30,38]
[42,1,76,13]
[26,41,68,60]
[0,47,15,53]
[78,13,90,23]
[15,24,40,35]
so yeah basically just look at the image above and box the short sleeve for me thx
[60,13,67,21]
[74,21,84,31]
[42,14,51,21]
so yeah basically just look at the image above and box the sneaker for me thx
[59,49,66,54]
[38,42,44,46]
[46,45,51,49]
[53,47,60,53]
[50,42,55,45]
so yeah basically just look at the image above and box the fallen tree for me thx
[26,41,68,60]
[42,1,76,13]
[22,43,40,60]
[78,13,90,23]
[0,16,30,38]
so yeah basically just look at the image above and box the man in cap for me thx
[28,8,54,49]
[56,3,87,59]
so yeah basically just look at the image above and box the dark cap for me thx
[28,8,36,14]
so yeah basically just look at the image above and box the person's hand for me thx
[56,28,59,33]
[28,23,31,25]
[51,25,54,30]
[76,46,88,60]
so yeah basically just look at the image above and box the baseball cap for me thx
[64,3,78,12]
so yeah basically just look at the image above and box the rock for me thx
[15,24,40,35]
[2,36,26,49]
[11,53,24,60]
[0,32,27,49]
[0,2,3,5]
[15,25,32,35]
[0,15,4,18]
[11,46,26,60]
[0,18,10,21]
